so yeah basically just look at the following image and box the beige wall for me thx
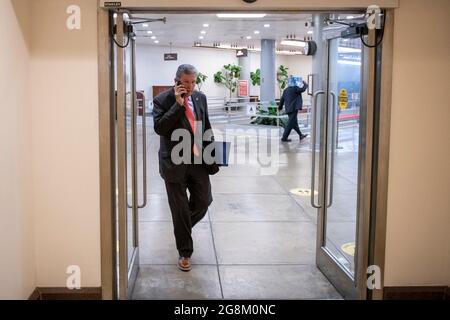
[30,0,101,287]
[0,0,34,299]
[385,0,450,286]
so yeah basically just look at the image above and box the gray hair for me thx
[175,64,198,81]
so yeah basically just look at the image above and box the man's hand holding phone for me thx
[175,81,187,106]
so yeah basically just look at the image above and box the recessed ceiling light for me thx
[147,30,153,34]
[347,15,354,19]
[307,30,313,34]
[203,24,209,27]
[264,24,270,28]
[154,40,159,44]
[151,36,156,39]
[142,24,149,28]
[217,13,266,18]
[199,36,204,39]
[246,36,252,39]
[254,30,260,34]
[201,30,206,34]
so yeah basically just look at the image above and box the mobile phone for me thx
[177,81,185,98]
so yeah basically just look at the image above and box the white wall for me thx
[136,44,312,101]
[0,0,35,299]
[30,0,101,288]
[276,54,312,100]
[136,44,238,100]
[384,0,450,287]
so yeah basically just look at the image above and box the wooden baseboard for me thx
[384,286,450,300]
[28,287,102,300]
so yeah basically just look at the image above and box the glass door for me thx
[113,12,147,299]
[311,16,374,299]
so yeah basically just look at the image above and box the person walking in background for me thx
[278,76,309,142]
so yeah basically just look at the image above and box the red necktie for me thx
[184,96,200,157]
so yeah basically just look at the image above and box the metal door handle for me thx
[327,91,337,208]
[138,98,147,209]
[311,90,325,209]
[125,46,148,210]
[307,74,314,96]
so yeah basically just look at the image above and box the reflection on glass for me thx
[324,37,363,275]
[125,45,135,269]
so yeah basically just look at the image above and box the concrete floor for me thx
[128,117,360,300]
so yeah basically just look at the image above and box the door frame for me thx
[97,5,395,300]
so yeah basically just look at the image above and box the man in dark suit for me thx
[278,79,309,142]
[153,64,219,272]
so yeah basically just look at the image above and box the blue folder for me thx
[214,141,231,167]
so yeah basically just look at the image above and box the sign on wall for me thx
[103,2,122,7]
[164,53,178,61]
[339,88,348,110]
[238,80,249,97]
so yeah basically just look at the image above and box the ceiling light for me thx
[154,40,159,44]
[280,40,307,47]
[147,30,153,34]
[142,24,149,28]
[216,13,266,18]
[347,15,355,19]
[203,24,209,27]
[264,24,270,28]
[199,36,204,39]
[307,30,313,34]
[338,60,361,66]
[254,30,260,34]
[338,47,361,53]
[201,30,206,34]
[246,36,252,39]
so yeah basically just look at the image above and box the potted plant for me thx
[250,100,288,127]
[214,64,242,101]
[277,65,289,98]
[250,68,261,86]
[196,72,208,92]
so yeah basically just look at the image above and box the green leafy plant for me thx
[196,72,208,91]
[277,65,289,97]
[214,64,242,100]
[250,101,288,127]
[250,69,261,86]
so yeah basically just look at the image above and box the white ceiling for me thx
[132,13,314,51]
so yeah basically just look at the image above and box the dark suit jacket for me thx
[153,88,219,183]
[279,84,309,114]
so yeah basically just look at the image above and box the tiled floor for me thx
[130,119,360,300]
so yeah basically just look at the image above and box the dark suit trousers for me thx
[282,111,303,140]
[164,164,213,258]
